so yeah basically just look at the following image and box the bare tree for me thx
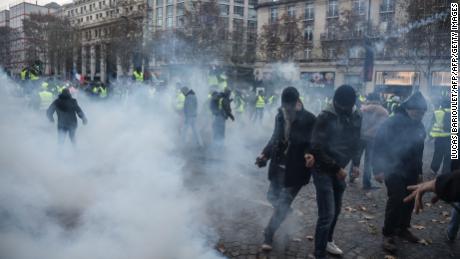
[23,13,79,76]
[0,26,13,70]
[258,14,303,62]
[396,0,450,88]
[108,13,144,72]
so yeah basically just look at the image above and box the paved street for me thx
[184,139,460,259]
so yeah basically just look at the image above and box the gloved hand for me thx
[255,155,268,168]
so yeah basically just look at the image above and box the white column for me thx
[100,43,107,83]
[81,46,87,78]
[72,47,78,73]
[116,54,123,79]
[90,44,96,81]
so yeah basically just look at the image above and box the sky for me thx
[2,0,72,9]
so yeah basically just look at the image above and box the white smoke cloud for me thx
[0,71,225,259]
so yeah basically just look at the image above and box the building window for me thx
[327,48,336,59]
[380,0,394,12]
[234,0,244,4]
[234,6,244,17]
[327,0,338,18]
[177,3,184,16]
[156,7,163,26]
[167,0,173,4]
[287,5,296,18]
[304,25,313,41]
[304,48,312,60]
[352,0,365,15]
[219,5,229,16]
[270,7,278,23]
[248,8,256,19]
[304,3,314,20]
[177,16,184,27]
[156,0,163,6]
[166,5,173,27]
[354,23,364,37]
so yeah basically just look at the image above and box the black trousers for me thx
[264,167,302,242]
[382,173,417,236]
[431,137,451,175]
[58,126,76,145]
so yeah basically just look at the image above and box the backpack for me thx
[210,92,222,115]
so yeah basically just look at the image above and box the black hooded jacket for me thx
[47,91,87,129]
[372,107,426,180]
[311,103,362,174]
[262,108,316,187]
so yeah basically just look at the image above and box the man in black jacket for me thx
[373,91,427,253]
[256,87,316,251]
[47,88,87,145]
[181,87,202,147]
[212,88,234,143]
[311,85,362,259]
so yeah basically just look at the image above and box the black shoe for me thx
[382,236,398,253]
[398,229,421,243]
[446,230,456,242]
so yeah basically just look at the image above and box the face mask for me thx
[334,101,352,115]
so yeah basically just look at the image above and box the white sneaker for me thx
[326,241,343,255]
[260,243,273,251]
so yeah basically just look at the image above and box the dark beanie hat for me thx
[281,86,299,105]
[402,91,427,110]
[333,85,356,107]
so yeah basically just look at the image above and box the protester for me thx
[256,86,316,251]
[47,88,88,145]
[373,91,427,253]
[311,85,362,258]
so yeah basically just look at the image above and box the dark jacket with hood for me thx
[47,90,87,129]
[183,90,198,118]
[372,106,425,180]
[311,103,362,174]
[436,170,460,203]
[262,108,316,187]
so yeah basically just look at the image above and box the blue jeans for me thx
[313,171,346,258]
[448,203,460,240]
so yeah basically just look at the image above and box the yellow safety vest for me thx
[39,90,53,110]
[41,82,49,89]
[256,96,265,108]
[176,92,185,110]
[236,96,245,113]
[99,87,107,98]
[133,71,144,82]
[359,95,366,103]
[268,96,275,105]
[30,73,39,81]
[57,85,66,94]
[21,70,27,80]
[430,108,450,137]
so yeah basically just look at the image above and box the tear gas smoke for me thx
[0,70,227,259]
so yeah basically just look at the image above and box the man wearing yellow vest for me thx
[429,99,451,175]
[133,67,144,82]
[254,90,266,122]
[38,82,54,111]
[175,85,186,113]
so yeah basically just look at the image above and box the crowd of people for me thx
[9,65,459,258]
[255,85,457,258]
